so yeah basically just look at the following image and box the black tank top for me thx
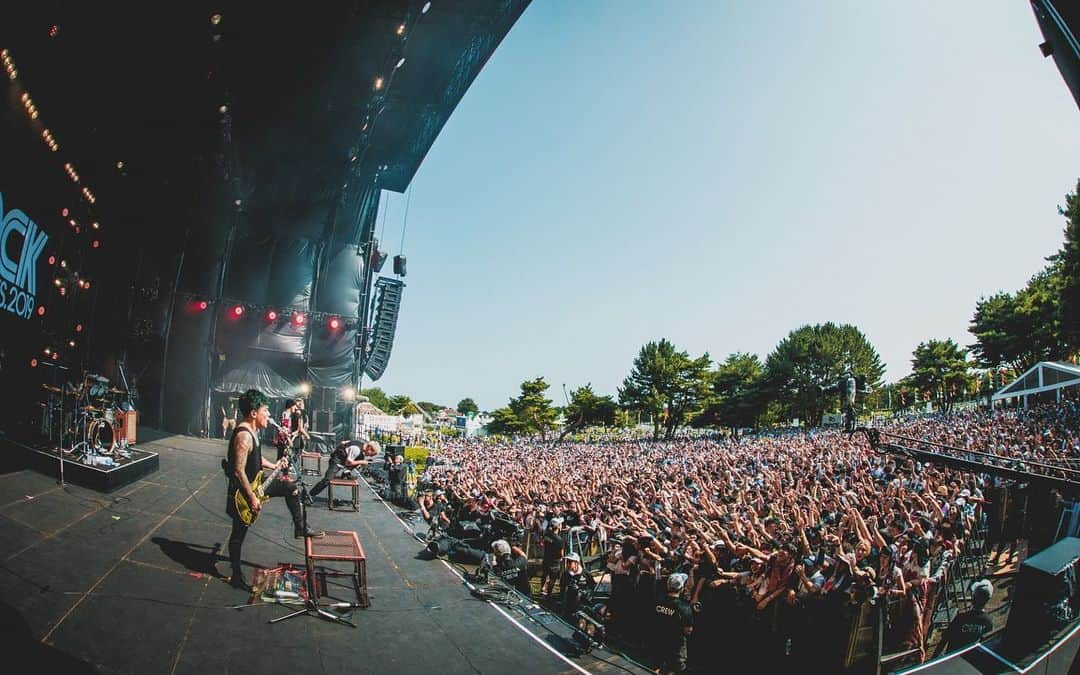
[228,426,262,484]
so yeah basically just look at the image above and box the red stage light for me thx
[91,240,100,248]
[196,300,208,311]
[61,208,69,217]
[328,317,341,330]
[266,310,278,321]
[232,305,244,317]
[36,305,45,316]
[30,358,38,368]
[293,312,307,326]
[51,351,59,360]
[48,255,56,265]
[75,323,83,332]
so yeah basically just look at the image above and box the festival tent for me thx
[213,360,299,400]
[992,361,1080,406]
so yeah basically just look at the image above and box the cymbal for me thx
[82,406,102,412]
[42,384,62,393]
[108,388,126,394]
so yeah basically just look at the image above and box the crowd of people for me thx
[417,400,1080,672]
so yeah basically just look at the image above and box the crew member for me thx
[539,516,565,597]
[387,454,405,501]
[490,539,532,596]
[559,552,595,618]
[309,437,380,502]
[937,579,994,655]
[225,389,323,591]
[652,572,694,674]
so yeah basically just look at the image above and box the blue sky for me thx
[369,1,1080,412]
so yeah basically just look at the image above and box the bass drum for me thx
[89,418,116,455]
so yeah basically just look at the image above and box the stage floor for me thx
[0,429,644,674]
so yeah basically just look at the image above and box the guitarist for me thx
[308,438,381,503]
[225,389,324,591]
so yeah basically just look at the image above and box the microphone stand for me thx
[264,421,355,627]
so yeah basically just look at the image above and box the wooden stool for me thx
[300,451,322,476]
[305,530,369,608]
[328,478,359,511]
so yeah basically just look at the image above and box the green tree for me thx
[457,398,479,416]
[386,394,412,414]
[555,384,617,442]
[969,266,1065,371]
[762,322,885,427]
[484,377,559,440]
[619,339,712,439]
[707,352,765,435]
[1050,180,1080,353]
[360,387,390,412]
[909,338,974,415]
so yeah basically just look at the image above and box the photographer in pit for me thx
[419,489,451,540]
[652,572,694,674]
[559,552,595,619]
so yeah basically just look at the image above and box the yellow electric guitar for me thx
[233,443,294,526]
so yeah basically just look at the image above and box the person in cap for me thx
[651,572,694,674]
[489,539,531,596]
[936,579,994,655]
[539,516,566,597]
[558,551,594,618]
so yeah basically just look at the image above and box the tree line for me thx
[485,180,1080,440]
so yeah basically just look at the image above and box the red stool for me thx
[305,530,368,608]
[328,478,359,511]
[300,451,322,476]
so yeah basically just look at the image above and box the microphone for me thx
[267,418,282,430]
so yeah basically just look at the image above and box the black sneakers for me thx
[294,526,325,539]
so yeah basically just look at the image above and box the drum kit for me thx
[41,372,136,460]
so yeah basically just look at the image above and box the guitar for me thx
[232,428,294,526]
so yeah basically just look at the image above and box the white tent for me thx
[992,361,1080,407]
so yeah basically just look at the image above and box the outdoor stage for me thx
[0,429,644,674]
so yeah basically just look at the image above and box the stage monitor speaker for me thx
[393,254,406,277]
[313,410,334,434]
[1002,536,1080,658]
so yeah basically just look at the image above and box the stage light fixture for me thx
[299,383,312,396]
[61,208,69,217]
[219,104,228,114]
[396,23,406,36]
[51,351,59,360]
[48,255,56,265]
[210,13,222,25]
[44,347,51,355]
[266,309,278,321]
[232,305,244,317]
[92,221,99,229]
[116,161,124,170]
[75,323,83,332]
[293,312,307,326]
[91,240,100,248]
[395,57,406,69]
[48,25,59,38]
[328,317,341,330]
[373,76,384,90]
[422,2,431,14]
[341,387,356,402]
[54,277,62,286]
[68,340,75,348]
[59,287,66,296]
[30,358,38,368]
[82,280,90,290]
[197,300,208,311]
[37,305,45,316]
